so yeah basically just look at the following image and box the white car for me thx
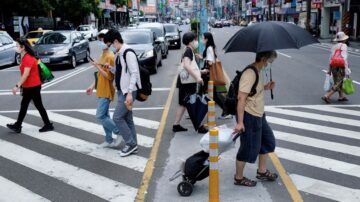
[77,25,98,41]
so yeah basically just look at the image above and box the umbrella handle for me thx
[270,67,274,100]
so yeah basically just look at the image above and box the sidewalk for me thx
[318,38,360,53]
[151,106,289,202]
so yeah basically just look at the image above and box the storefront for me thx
[321,0,342,39]
[350,0,360,40]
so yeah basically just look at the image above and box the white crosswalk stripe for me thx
[0,109,160,201]
[266,105,360,201]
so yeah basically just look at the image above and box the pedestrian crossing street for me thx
[264,105,360,202]
[0,109,160,202]
[0,105,360,201]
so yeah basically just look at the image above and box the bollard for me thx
[208,101,216,130]
[208,80,214,100]
[209,128,219,202]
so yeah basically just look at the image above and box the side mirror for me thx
[73,39,80,44]
[154,39,161,44]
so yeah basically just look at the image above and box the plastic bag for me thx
[323,74,333,92]
[342,77,355,95]
[200,125,237,154]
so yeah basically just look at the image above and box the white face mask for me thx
[192,41,198,49]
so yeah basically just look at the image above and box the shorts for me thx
[236,112,276,163]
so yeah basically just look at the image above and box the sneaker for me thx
[113,136,123,147]
[98,141,118,148]
[120,144,138,157]
[39,123,54,132]
[6,123,22,133]
[219,114,233,120]
[172,125,188,132]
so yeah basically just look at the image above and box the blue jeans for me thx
[113,91,137,146]
[96,98,120,143]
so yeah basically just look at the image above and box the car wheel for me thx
[84,50,90,63]
[14,53,20,65]
[70,54,77,69]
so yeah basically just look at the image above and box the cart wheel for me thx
[177,181,193,197]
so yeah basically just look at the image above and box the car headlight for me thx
[173,35,179,39]
[56,49,69,55]
[141,50,154,58]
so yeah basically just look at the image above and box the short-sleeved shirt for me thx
[20,54,41,88]
[205,46,215,63]
[238,67,264,117]
[96,50,115,100]
[183,47,193,61]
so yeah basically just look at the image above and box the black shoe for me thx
[6,123,22,133]
[197,125,208,134]
[39,123,54,132]
[120,144,138,157]
[172,124,188,132]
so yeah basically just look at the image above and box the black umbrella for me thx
[184,93,210,131]
[223,21,319,53]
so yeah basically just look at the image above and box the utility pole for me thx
[306,0,311,31]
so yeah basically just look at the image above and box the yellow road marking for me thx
[135,76,178,202]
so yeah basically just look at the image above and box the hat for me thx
[334,32,349,42]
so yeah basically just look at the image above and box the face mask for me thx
[193,41,199,49]
[109,46,117,53]
[98,41,108,50]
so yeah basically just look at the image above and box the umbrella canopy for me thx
[223,21,319,53]
[184,93,209,131]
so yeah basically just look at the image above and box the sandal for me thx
[338,97,349,102]
[234,176,257,187]
[256,169,278,181]
[321,96,331,104]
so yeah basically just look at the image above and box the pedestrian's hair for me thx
[182,32,197,46]
[104,29,123,44]
[16,37,37,58]
[202,32,216,58]
[97,33,106,39]
[255,51,277,62]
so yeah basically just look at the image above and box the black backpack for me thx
[225,66,259,115]
[123,49,152,102]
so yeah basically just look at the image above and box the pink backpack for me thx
[330,44,345,68]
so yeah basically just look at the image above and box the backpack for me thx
[184,150,209,181]
[225,66,259,115]
[330,44,345,68]
[123,49,152,102]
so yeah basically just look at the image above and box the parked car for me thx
[0,31,20,67]
[77,24,98,41]
[221,19,230,27]
[164,23,181,49]
[214,20,223,28]
[25,28,52,46]
[33,30,90,69]
[121,29,162,74]
[137,23,169,58]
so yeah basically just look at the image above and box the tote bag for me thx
[179,52,200,84]
[210,58,226,86]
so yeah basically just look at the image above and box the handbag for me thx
[342,77,355,95]
[38,60,54,83]
[209,49,226,86]
[179,52,200,84]
[94,71,98,90]
[330,44,345,68]
[323,74,333,92]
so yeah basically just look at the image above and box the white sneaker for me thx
[98,141,118,148]
[113,136,123,147]
[219,114,233,120]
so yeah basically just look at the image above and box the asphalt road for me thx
[0,24,359,202]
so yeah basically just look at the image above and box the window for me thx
[0,36,12,45]
[38,32,71,44]
[121,32,152,44]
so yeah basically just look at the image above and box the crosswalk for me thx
[0,109,160,202]
[265,105,360,202]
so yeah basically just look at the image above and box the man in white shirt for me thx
[104,29,141,157]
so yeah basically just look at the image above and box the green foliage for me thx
[111,0,127,7]
[190,18,200,33]
[139,10,144,16]
[1,0,53,16]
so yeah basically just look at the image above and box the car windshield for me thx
[164,25,177,33]
[26,32,44,38]
[77,26,90,31]
[38,32,71,44]
[121,32,152,44]
[138,25,163,36]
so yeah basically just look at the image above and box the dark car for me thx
[121,29,162,74]
[164,23,181,49]
[137,23,169,59]
[33,31,90,68]
[0,31,20,67]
